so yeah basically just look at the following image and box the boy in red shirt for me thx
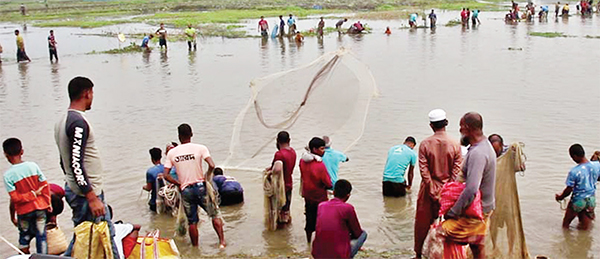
[3,138,50,254]
[269,131,296,224]
[312,179,367,258]
[300,137,332,243]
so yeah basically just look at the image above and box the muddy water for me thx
[0,10,599,258]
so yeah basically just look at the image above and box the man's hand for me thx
[85,192,105,218]
[35,185,46,196]
[11,217,17,227]
[555,193,562,202]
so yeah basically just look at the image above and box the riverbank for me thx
[1,0,505,32]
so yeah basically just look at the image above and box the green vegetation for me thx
[300,27,341,37]
[89,42,146,55]
[584,35,600,39]
[0,0,505,29]
[528,32,570,38]
[445,19,462,26]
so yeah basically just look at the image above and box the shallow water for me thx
[0,10,599,258]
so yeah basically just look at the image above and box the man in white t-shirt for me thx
[163,124,226,248]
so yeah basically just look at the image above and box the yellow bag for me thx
[72,221,114,259]
[127,230,179,259]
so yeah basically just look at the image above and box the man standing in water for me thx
[54,77,120,258]
[184,24,197,51]
[382,136,417,197]
[15,30,30,62]
[162,124,226,248]
[48,30,58,62]
[555,2,561,17]
[287,14,296,35]
[317,17,325,37]
[300,137,333,243]
[155,23,167,50]
[321,136,348,189]
[278,15,286,37]
[443,112,496,259]
[414,109,462,259]
[555,144,600,230]
[258,16,269,38]
[428,9,437,28]
[269,131,296,224]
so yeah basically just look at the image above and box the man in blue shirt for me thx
[141,34,153,51]
[322,136,349,188]
[287,14,296,35]
[382,136,417,197]
[212,168,244,206]
[556,144,600,230]
[142,147,164,212]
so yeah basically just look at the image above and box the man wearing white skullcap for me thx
[414,109,463,259]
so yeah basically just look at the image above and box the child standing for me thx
[3,138,51,254]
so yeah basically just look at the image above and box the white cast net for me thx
[224,48,378,170]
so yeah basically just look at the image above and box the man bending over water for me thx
[555,144,600,230]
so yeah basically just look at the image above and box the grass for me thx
[445,19,462,26]
[89,42,146,54]
[584,35,600,39]
[528,32,571,38]
[0,0,507,29]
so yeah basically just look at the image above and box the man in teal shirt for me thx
[382,136,417,197]
[322,136,349,188]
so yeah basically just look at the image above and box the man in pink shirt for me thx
[163,124,226,248]
[300,137,333,243]
[312,179,367,258]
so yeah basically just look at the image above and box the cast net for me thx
[224,48,378,170]
[485,142,530,259]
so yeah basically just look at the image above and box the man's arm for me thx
[9,201,17,226]
[446,153,485,218]
[204,156,216,180]
[143,171,153,191]
[418,143,432,186]
[555,186,573,201]
[451,144,463,181]
[67,117,105,217]
[347,207,364,239]
[407,165,415,189]
[322,166,333,189]
[162,167,180,186]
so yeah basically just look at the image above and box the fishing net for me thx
[485,142,530,259]
[224,48,378,170]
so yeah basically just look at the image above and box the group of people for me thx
[140,22,198,52]
[460,8,481,27]
[2,76,599,259]
[505,1,600,23]
[0,29,58,64]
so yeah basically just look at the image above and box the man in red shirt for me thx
[270,131,296,224]
[258,16,269,37]
[300,137,333,243]
[312,179,367,258]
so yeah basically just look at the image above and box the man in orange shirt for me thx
[414,109,463,258]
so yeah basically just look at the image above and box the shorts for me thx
[382,181,407,197]
[181,182,221,224]
[220,191,244,206]
[571,196,596,219]
[159,38,167,47]
[17,210,47,253]
[304,200,320,232]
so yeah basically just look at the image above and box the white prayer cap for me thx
[428,109,447,122]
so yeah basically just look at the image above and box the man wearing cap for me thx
[414,109,463,259]
[322,136,349,188]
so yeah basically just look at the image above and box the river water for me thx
[0,10,599,258]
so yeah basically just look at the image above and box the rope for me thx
[158,184,179,209]
[0,234,25,255]
[558,198,569,211]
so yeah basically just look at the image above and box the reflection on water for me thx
[0,11,599,258]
